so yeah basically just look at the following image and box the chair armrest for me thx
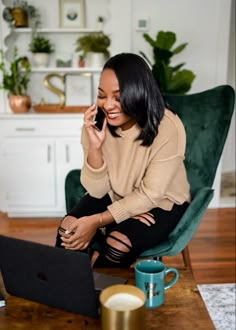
[167,187,214,255]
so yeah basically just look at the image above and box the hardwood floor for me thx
[0,208,235,285]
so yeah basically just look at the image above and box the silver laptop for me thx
[0,235,127,318]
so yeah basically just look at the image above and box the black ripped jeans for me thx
[56,194,189,267]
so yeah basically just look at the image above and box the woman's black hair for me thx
[102,53,166,146]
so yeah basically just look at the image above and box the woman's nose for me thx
[104,100,115,110]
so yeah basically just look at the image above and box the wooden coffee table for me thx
[0,267,214,330]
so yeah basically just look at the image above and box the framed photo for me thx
[59,0,86,28]
[65,74,92,106]
[135,16,150,32]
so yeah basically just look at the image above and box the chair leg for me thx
[153,256,162,262]
[181,246,193,271]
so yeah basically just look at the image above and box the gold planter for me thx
[11,8,28,27]
[9,95,31,114]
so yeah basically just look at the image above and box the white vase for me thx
[32,53,50,68]
[86,52,105,68]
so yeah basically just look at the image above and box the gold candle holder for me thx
[100,284,146,330]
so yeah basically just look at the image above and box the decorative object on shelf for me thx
[0,47,31,113]
[8,95,31,113]
[32,73,89,113]
[56,52,72,68]
[2,1,38,28]
[78,55,85,68]
[59,0,86,28]
[33,103,87,113]
[44,73,65,107]
[65,74,92,106]
[140,30,196,95]
[28,35,54,68]
[75,32,111,67]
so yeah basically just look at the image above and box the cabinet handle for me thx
[15,127,35,132]
[47,145,51,163]
[65,144,70,163]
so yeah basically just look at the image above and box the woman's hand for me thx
[132,212,155,226]
[84,104,107,149]
[59,214,99,250]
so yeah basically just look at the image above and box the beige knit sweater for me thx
[81,109,191,223]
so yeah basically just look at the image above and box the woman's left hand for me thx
[60,215,99,250]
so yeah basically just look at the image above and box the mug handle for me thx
[164,267,179,290]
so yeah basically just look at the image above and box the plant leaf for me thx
[156,31,176,50]
[143,33,156,48]
[172,43,188,55]
[166,70,196,94]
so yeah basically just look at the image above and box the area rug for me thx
[198,283,236,330]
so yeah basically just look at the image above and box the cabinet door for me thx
[0,137,56,213]
[56,138,83,213]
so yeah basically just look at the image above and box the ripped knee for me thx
[104,231,133,264]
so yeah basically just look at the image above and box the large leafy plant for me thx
[0,47,31,95]
[141,31,195,95]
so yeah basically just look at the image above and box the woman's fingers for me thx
[132,213,155,226]
[84,104,97,126]
[61,236,89,250]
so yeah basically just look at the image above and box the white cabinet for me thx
[0,114,84,217]
[0,137,56,209]
[55,137,83,214]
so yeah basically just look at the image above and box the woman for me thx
[56,53,190,267]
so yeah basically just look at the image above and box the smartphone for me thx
[94,107,105,131]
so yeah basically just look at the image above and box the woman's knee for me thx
[92,231,135,267]
[99,231,134,265]
[106,231,132,252]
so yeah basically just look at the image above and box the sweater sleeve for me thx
[80,126,111,198]
[107,155,185,222]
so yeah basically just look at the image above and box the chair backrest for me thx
[65,169,86,213]
[165,85,235,197]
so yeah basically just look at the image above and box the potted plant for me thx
[75,32,110,67]
[2,0,30,28]
[29,34,54,68]
[0,47,31,113]
[3,1,39,29]
[140,30,195,95]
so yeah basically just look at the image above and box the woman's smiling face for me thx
[97,69,136,131]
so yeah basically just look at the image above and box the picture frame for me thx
[65,74,93,106]
[135,16,150,32]
[59,0,86,28]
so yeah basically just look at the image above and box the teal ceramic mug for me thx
[134,260,179,308]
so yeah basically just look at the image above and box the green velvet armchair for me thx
[64,85,235,269]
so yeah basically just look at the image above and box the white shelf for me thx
[12,28,101,34]
[30,67,102,73]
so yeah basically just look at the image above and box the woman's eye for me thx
[115,97,120,102]
[97,95,105,99]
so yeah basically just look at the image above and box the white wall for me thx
[222,0,235,174]
[130,0,232,92]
